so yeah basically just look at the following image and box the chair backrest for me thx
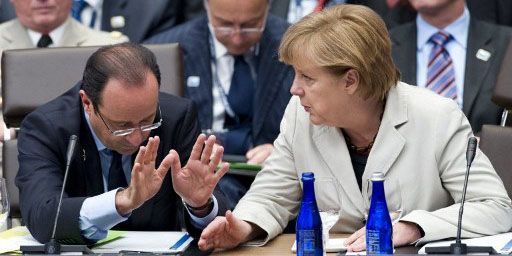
[479,125,512,198]
[3,140,19,218]
[1,43,183,220]
[2,43,183,127]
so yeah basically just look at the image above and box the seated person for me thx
[145,0,294,209]
[16,43,230,243]
[197,4,512,252]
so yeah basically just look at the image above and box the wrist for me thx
[115,188,136,216]
[183,196,214,217]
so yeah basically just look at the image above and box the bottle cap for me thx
[371,172,385,181]
[301,172,315,181]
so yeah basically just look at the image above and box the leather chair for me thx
[1,43,183,222]
[480,40,512,198]
[480,125,512,198]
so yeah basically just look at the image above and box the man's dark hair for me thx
[82,42,161,112]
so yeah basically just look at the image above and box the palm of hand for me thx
[173,159,216,203]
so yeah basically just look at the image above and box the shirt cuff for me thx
[79,189,130,240]
[186,195,219,229]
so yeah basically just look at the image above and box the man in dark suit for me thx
[70,0,204,43]
[390,0,512,133]
[16,43,230,244]
[146,0,294,209]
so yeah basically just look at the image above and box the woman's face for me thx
[290,59,356,127]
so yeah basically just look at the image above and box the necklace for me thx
[344,132,376,155]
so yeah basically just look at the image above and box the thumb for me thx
[168,150,182,177]
[156,151,173,178]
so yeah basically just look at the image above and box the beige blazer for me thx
[234,82,512,245]
[0,17,128,50]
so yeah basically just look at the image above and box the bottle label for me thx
[367,229,393,254]
[297,229,323,255]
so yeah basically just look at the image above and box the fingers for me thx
[168,149,182,177]
[208,144,224,170]
[144,136,160,164]
[134,146,146,165]
[156,150,173,179]
[200,135,216,164]
[199,216,228,251]
[345,227,366,252]
[246,144,273,164]
[190,134,207,161]
[215,162,229,183]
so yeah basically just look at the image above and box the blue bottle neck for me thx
[302,179,316,202]
[371,180,386,202]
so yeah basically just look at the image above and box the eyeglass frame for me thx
[205,0,269,36]
[96,105,163,137]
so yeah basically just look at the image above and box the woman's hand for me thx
[198,210,255,251]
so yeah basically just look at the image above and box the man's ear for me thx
[79,90,93,114]
[344,69,360,95]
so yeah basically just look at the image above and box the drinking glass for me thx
[0,178,9,231]
[314,177,342,243]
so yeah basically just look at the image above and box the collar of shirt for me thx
[27,18,67,47]
[85,0,102,10]
[84,107,107,152]
[417,5,470,52]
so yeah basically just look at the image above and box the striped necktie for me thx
[426,31,457,100]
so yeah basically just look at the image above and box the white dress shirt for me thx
[26,20,66,47]
[416,6,470,107]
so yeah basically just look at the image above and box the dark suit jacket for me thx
[390,19,512,133]
[145,15,294,149]
[16,83,228,244]
[0,0,15,23]
[101,0,204,43]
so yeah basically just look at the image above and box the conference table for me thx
[184,233,420,255]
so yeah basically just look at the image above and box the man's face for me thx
[207,0,268,55]
[11,0,72,34]
[408,0,460,15]
[80,72,160,155]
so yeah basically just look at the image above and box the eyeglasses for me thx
[97,106,163,137]
[206,4,268,37]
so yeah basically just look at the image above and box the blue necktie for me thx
[426,31,457,100]
[222,55,255,154]
[71,0,87,22]
[228,55,255,119]
[107,151,127,191]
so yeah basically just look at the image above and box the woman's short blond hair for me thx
[279,4,400,100]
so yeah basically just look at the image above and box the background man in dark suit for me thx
[69,0,204,43]
[146,0,294,209]
[16,43,230,243]
[390,0,512,133]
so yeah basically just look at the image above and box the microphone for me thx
[21,135,92,254]
[426,137,496,255]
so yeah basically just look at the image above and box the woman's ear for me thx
[344,69,360,95]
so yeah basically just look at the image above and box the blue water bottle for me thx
[296,172,324,256]
[366,172,393,254]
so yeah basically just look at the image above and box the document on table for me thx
[291,238,347,253]
[92,231,193,254]
[419,232,512,254]
[0,226,193,254]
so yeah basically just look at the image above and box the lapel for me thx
[2,19,35,49]
[390,22,417,84]
[462,19,495,114]
[312,125,367,215]
[253,23,288,137]
[101,0,128,31]
[185,18,214,127]
[60,18,88,46]
[311,84,407,215]
[78,100,104,196]
[364,85,407,179]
